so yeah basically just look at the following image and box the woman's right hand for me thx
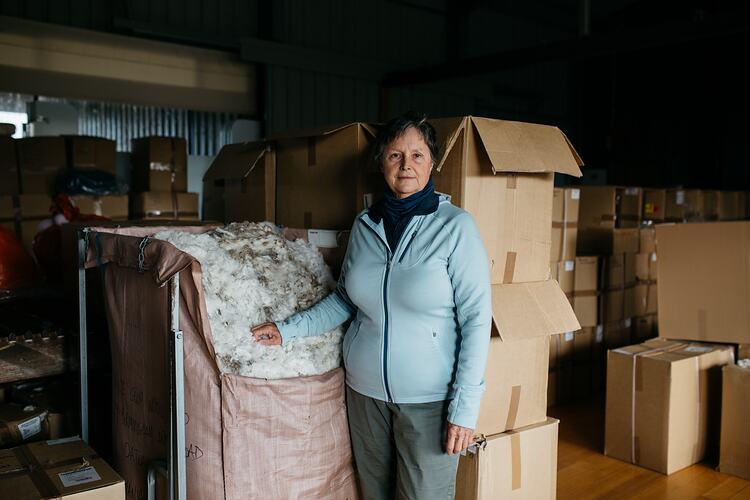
[250,322,283,346]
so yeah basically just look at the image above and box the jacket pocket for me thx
[343,320,362,366]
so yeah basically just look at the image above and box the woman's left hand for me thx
[445,422,475,455]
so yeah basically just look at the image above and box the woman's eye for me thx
[389,153,401,160]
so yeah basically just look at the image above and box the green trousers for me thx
[346,386,459,500]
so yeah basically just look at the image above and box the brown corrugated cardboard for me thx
[0,136,18,195]
[720,363,750,480]
[639,227,656,253]
[605,339,734,475]
[718,191,741,221]
[738,191,747,220]
[203,141,276,223]
[549,331,575,370]
[551,187,580,261]
[634,282,658,316]
[602,286,635,323]
[702,190,719,221]
[633,315,657,343]
[635,252,658,282]
[550,260,574,296]
[574,327,594,363]
[603,253,636,289]
[63,136,117,174]
[272,123,383,230]
[131,136,188,192]
[0,437,125,499]
[69,195,128,219]
[577,186,642,254]
[604,318,632,350]
[456,418,558,500]
[664,188,702,222]
[476,280,580,436]
[656,222,750,344]
[431,116,582,284]
[642,188,666,223]
[129,192,199,221]
[573,256,599,328]
[0,403,51,446]
[16,137,66,194]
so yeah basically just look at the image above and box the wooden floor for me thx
[550,399,750,499]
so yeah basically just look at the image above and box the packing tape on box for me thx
[14,445,60,498]
[504,385,522,430]
[502,252,516,284]
[697,309,707,340]
[506,174,517,189]
[601,214,615,222]
[510,432,522,490]
[551,221,577,228]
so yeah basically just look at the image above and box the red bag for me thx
[0,227,38,289]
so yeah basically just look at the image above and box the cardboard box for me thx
[69,195,128,219]
[271,123,383,230]
[635,252,658,282]
[129,192,199,221]
[603,253,636,290]
[664,188,703,222]
[282,228,350,278]
[0,403,52,447]
[738,191,747,220]
[718,191,741,221]
[634,282,658,316]
[549,331,575,369]
[0,437,125,499]
[431,116,582,283]
[642,188,666,223]
[720,364,750,480]
[577,186,642,254]
[656,222,750,344]
[549,260,574,296]
[476,280,579,436]
[16,137,67,194]
[604,318,632,350]
[64,136,117,174]
[572,362,592,400]
[203,141,276,223]
[605,339,734,475]
[574,327,594,363]
[633,315,657,343]
[602,287,635,323]
[0,136,18,195]
[456,418,558,500]
[131,136,188,192]
[573,256,599,328]
[702,190,719,221]
[551,187,580,261]
[639,227,656,254]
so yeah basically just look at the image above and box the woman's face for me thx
[381,127,433,199]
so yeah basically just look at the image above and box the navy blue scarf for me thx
[368,178,439,251]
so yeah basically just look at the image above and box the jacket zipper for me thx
[398,231,418,264]
[382,255,393,402]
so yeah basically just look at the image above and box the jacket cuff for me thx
[275,316,303,343]
[447,383,485,429]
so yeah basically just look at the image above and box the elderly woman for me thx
[251,111,491,500]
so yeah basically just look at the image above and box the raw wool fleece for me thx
[154,222,343,379]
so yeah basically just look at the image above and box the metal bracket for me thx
[77,229,89,443]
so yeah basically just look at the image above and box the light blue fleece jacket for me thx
[276,195,492,429]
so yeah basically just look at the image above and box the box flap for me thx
[203,142,270,181]
[433,116,469,173]
[491,280,580,342]
[469,116,583,177]
[267,122,375,141]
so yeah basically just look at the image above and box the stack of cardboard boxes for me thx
[603,221,747,477]
[129,136,199,221]
[664,188,747,222]
[208,116,584,498]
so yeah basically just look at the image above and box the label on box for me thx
[625,187,639,196]
[651,252,657,262]
[624,318,632,328]
[59,466,101,488]
[18,413,45,441]
[564,332,574,342]
[676,190,685,204]
[564,260,575,272]
[595,327,604,344]
[307,230,338,248]
[685,345,713,354]
[570,189,580,200]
